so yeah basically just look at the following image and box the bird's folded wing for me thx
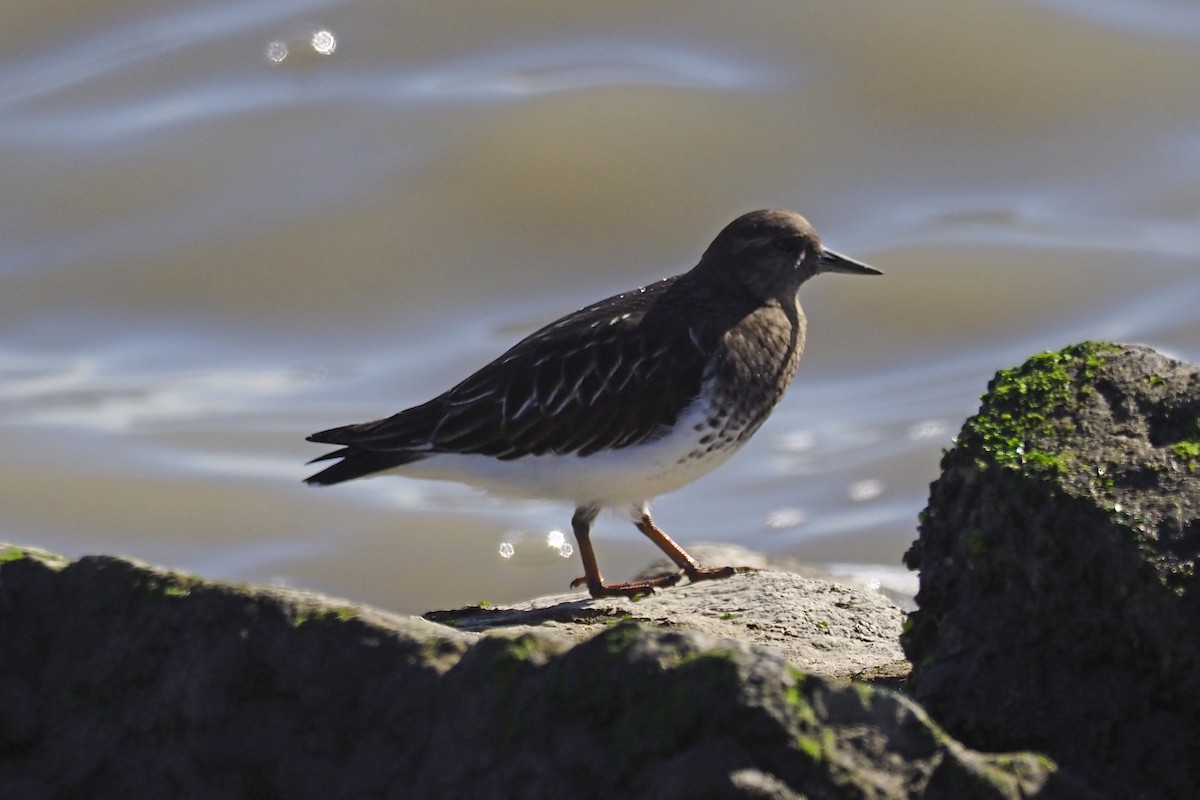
[307,276,722,460]
[310,318,711,460]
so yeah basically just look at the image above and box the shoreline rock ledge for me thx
[0,545,1085,799]
[903,342,1200,800]
[426,544,910,684]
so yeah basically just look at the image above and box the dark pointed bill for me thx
[819,248,882,276]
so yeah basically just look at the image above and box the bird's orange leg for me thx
[568,507,683,599]
[634,510,758,584]
[568,507,757,598]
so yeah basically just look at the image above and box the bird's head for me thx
[695,209,880,301]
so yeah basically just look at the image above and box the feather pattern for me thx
[305,271,783,484]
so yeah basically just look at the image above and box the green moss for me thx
[784,667,818,726]
[850,682,876,706]
[1166,413,1200,470]
[0,546,71,569]
[293,605,359,627]
[131,571,203,601]
[1,546,29,564]
[1171,440,1200,470]
[597,619,644,655]
[718,612,740,621]
[795,734,823,762]
[498,634,542,664]
[961,341,1120,475]
[1023,450,1068,473]
[672,648,742,675]
[977,751,1059,792]
[331,605,358,621]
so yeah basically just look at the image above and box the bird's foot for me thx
[569,571,683,599]
[568,565,757,598]
[682,565,760,583]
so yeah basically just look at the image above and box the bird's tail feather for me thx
[303,448,429,485]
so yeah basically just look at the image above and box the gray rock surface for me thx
[903,342,1200,800]
[428,553,908,684]
[0,545,1089,799]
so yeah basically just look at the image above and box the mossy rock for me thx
[904,342,1200,800]
[0,546,1094,799]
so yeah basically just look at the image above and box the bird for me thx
[305,209,880,598]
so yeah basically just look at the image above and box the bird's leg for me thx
[568,506,683,599]
[634,510,758,584]
[568,506,606,596]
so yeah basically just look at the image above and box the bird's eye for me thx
[773,237,803,257]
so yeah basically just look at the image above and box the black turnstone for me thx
[306,209,880,598]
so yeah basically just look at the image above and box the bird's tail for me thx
[303,445,429,485]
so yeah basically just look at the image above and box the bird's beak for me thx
[819,248,882,276]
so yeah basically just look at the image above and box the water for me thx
[3,0,1198,613]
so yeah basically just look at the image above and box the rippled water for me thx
[3,0,1198,612]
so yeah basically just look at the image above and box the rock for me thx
[633,542,919,610]
[0,544,1090,799]
[903,342,1200,800]
[427,561,909,685]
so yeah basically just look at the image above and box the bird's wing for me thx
[307,276,720,460]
